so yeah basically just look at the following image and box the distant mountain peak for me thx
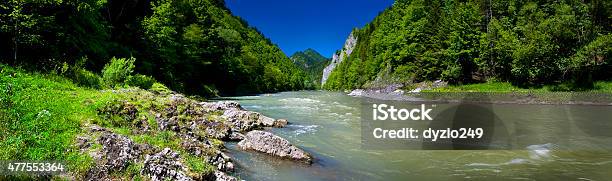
[304,48,318,54]
[290,48,331,87]
[291,48,329,65]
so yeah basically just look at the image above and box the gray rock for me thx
[259,115,276,127]
[347,89,365,97]
[214,171,239,181]
[237,131,312,163]
[209,151,234,172]
[274,119,288,128]
[222,109,285,131]
[201,101,244,111]
[181,138,213,157]
[76,136,91,150]
[228,132,245,141]
[205,122,231,139]
[222,109,263,131]
[98,133,144,170]
[142,148,192,181]
[85,131,152,180]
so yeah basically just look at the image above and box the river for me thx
[223,91,612,180]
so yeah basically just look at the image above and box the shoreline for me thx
[346,87,612,106]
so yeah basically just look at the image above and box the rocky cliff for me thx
[321,32,357,86]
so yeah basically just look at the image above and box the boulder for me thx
[85,131,154,180]
[180,138,213,157]
[209,151,234,172]
[97,133,145,170]
[228,132,245,141]
[201,101,244,111]
[222,109,263,131]
[237,131,312,163]
[214,171,239,181]
[259,115,276,127]
[347,89,365,97]
[274,119,288,128]
[142,148,192,181]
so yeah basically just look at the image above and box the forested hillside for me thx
[0,0,309,96]
[324,0,612,90]
[290,48,330,88]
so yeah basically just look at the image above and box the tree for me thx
[0,0,47,63]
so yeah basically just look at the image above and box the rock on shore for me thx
[76,88,300,180]
[238,130,312,163]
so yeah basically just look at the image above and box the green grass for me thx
[0,65,122,175]
[425,81,612,93]
[184,154,215,176]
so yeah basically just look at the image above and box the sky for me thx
[225,0,394,58]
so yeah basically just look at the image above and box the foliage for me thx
[125,74,156,90]
[140,0,308,95]
[0,0,309,96]
[290,48,330,88]
[72,68,104,89]
[102,57,135,86]
[151,82,172,95]
[324,0,612,90]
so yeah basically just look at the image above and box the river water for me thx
[224,91,612,180]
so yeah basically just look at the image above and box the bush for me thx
[59,59,103,89]
[150,82,172,94]
[102,57,135,86]
[73,68,103,89]
[125,74,156,89]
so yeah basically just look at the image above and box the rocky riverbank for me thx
[346,81,612,105]
[346,81,447,101]
[73,87,312,180]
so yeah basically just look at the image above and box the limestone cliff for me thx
[321,31,357,86]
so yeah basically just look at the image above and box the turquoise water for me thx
[224,91,612,181]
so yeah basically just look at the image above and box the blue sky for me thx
[225,0,394,58]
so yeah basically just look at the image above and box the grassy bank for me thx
[0,65,221,179]
[424,81,612,93]
[0,65,117,175]
[413,81,612,105]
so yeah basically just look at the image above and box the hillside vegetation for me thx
[0,0,310,96]
[324,0,612,91]
[290,49,330,88]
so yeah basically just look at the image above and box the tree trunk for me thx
[13,22,18,64]
[13,37,17,64]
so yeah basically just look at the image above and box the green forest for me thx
[0,0,311,96]
[290,48,330,88]
[324,0,612,91]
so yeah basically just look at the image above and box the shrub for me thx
[125,74,156,89]
[73,68,103,89]
[59,59,103,89]
[102,57,136,86]
[151,82,172,94]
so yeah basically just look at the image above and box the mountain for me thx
[290,48,330,88]
[291,48,328,68]
[323,0,612,90]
